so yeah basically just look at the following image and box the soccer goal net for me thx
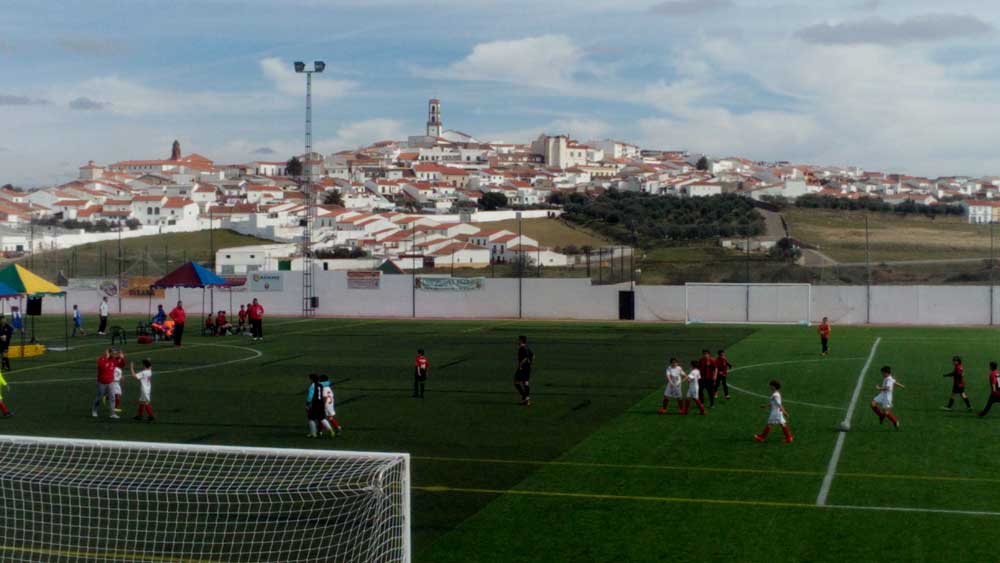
[0,435,410,562]
[685,283,812,325]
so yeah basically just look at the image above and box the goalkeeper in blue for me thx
[306,373,335,438]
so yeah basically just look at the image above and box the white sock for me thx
[320,419,333,433]
[307,421,317,435]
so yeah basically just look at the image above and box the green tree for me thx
[286,156,303,177]
[323,190,344,206]
[696,156,709,171]
[479,192,509,211]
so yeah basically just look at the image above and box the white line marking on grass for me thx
[415,486,1000,518]
[816,337,881,507]
[727,384,845,411]
[725,357,865,411]
[8,344,263,385]
[828,504,1000,518]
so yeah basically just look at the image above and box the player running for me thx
[131,359,155,422]
[978,362,1000,417]
[715,349,733,400]
[818,317,831,356]
[514,335,534,406]
[413,349,429,399]
[698,349,717,408]
[320,375,342,436]
[942,355,973,411]
[754,380,793,443]
[684,360,706,415]
[870,366,904,429]
[658,358,684,414]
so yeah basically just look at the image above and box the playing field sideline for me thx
[1,317,998,562]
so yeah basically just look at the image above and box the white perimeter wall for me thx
[45,278,1000,326]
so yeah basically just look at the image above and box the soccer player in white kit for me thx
[754,380,793,443]
[111,367,124,414]
[319,375,342,436]
[871,365,904,429]
[658,358,685,414]
[130,359,155,422]
[683,360,706,415]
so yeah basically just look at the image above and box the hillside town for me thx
[2,98,998,272]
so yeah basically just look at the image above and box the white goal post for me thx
[0,435,410,563]
[685,283,812,325]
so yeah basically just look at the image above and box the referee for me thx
[514,335,534,406]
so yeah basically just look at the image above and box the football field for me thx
[2,317,1000,562]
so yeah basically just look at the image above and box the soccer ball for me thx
[837,421,851,432]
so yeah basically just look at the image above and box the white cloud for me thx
[641,36,1000,175]
[797,13,994,45]
[483,117,612,144]
[259,57,358,99]
[649,0,732,17]
[53,76,284,116]
[212,118,408,162]
[422,35,583,91]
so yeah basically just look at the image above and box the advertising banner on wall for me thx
[346,270,381,290]
[123,277,165,299]
[249,272,283,292]
[415,277,485,291]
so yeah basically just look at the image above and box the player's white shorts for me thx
[111,382,121,396]
[873,394,891,409]
[768,412,786,425]
[325,405,336,417]
[664,385,682,399]
[686,385,699,399]
[139,390,151,403]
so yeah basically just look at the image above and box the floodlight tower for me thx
[294,60,325,317]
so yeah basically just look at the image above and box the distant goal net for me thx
[685,283,812,325]
[0,435,410,562]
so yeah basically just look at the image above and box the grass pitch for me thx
[3,318,1000,562]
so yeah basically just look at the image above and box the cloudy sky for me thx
[2,0,999,185]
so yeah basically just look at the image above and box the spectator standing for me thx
[169,301,186,347]
[249,299,264,341]
[98,297,109,335]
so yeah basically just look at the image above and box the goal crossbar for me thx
[0,434,411,563]
[685,282,812,325]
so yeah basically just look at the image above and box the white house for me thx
[162,197,200,228]
[964,200,1000,224]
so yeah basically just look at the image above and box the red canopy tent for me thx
[149,262,230,328]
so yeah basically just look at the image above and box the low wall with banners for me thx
[52,274,1000,326]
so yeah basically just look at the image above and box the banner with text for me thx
[415,277,484,291]
[249,272,283,292]
[347,270,381,290]
[124,276,165,299]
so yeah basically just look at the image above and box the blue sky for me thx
[2,0,1000,185]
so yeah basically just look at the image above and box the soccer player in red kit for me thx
[715,349,733,400]
[942,355,973,411]
[412,349,429,399]
[978,362,1000,417]
[698,349,717,408]
[818,317,831,356]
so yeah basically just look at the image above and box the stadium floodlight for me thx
[294,61,306,73]
[314,60,326,73]
[0,434,411,562]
